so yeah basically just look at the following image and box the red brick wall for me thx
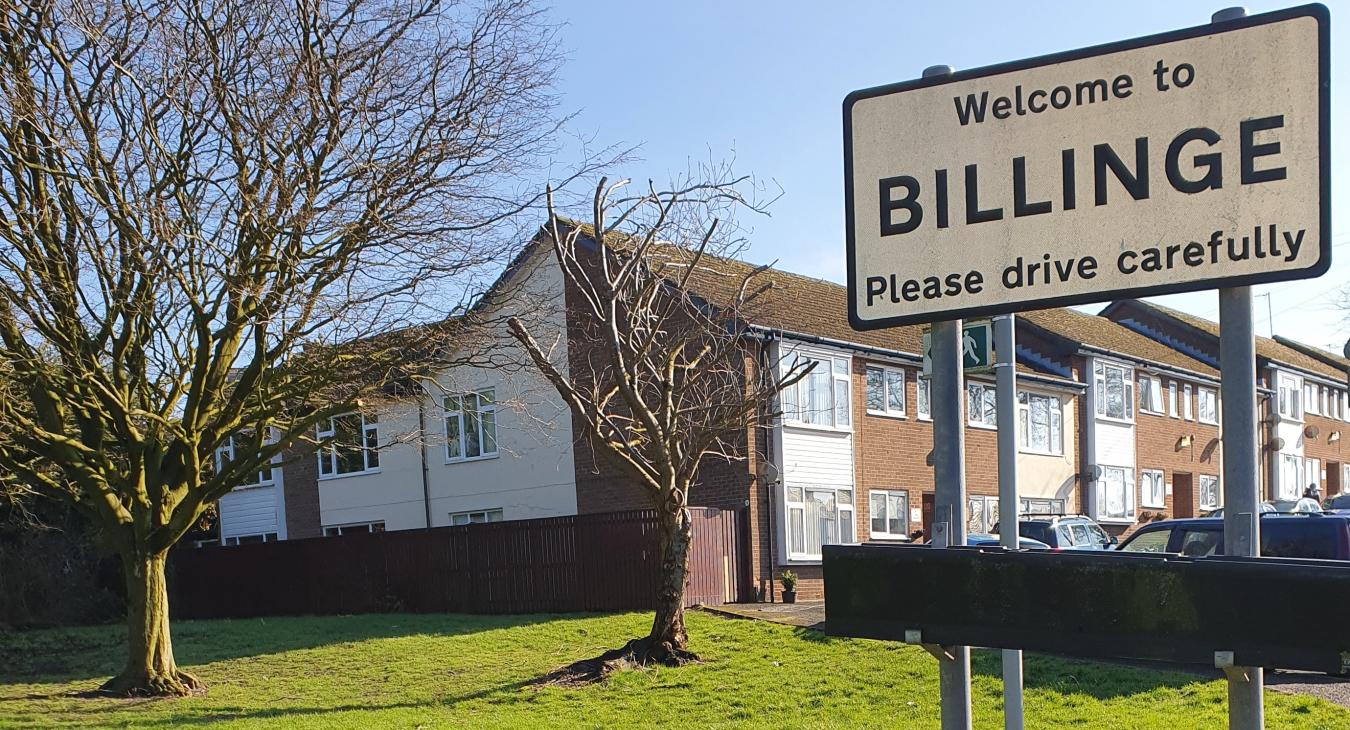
[1303,412,1348,494]
[1131,376,1222,529]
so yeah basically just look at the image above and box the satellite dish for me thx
[1305,425,1320,439]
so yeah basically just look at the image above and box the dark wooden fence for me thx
[169,507,748,619]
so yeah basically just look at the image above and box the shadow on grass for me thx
[0,612,584,683]
[970,648,1209,700]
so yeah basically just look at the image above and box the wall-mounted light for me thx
[1177,434,1193,450]
[1331,431,1342,444]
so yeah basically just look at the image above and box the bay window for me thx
[1140,469,1165,509]
[1278,374,1302,421]
[1093,361,1133,421]
[1200,475,1221,511]
[868,490,909,539]
[446,389,498,461]
[967,382,996,428]
[1017,391,1063,455]
[318,413,379,477]
[865,366,906,417]
[785,486,855,560]
[1097,466,1135,521]
[782,354,851,428]
[1279,454,1304,500]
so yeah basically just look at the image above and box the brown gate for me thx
[684,507,750,606]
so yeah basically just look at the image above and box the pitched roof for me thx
[1113,299,1346,381]
[1273,335,1350,374]
[1016,307,1219,379]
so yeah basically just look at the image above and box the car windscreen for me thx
[1119,528,1172,553]
[1019,522,1052,544]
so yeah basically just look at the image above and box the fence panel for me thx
[168,507,746,620]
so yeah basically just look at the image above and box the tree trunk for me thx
[644,506,695,664]
[100,551,202,696]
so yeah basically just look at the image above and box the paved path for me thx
[700,602,1350,710]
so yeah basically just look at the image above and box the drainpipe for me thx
[417,388,433,529]
[759,333,779,604]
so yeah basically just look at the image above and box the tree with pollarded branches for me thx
[0,0,605,696]
[508,172,810,679]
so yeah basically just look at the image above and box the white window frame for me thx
[1279,454,1304,501]
[1306,457,1322,489]
[224,532,279,546]
[323,521,386,537]
[1096,465,1136,523]
[1138,374,1164,414]
[1199,475,1221,511]
[317,413,380,478]
[782,353,852,430]
[916,375,931,421]
[967,381,997,429]
[1320,386,1330,416]
[1140,469,1166,509]
[865,365,906,418]
[1167,381,1179,418]
[449,508,504,526]
[1093,361,1134,423]
[1182,384,1194,421]
[783,485,856,562]
[967,494,999,534]
[215,431,276,489]
[445,389,499,462]
[1017,391,1063,455]
[1198,388,1218,425]
[1278,373,1303,421]
[868,489,910,540]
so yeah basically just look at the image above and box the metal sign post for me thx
[993,314,1024,730]
[931,317,971,730]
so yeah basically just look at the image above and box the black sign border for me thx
[843,3,1331,331]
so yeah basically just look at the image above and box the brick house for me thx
[1102,299,1350,504]
[1015,308,1223,537]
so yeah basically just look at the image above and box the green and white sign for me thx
[922,321,993,375]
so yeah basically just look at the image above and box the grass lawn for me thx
[1,611,1345,729]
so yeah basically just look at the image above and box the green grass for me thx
[0,611,1344,729]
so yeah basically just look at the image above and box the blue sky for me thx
[548,0,1348,354]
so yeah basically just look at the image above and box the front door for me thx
[921,493,935,542]
[1328,462,1342,496]
[1173,472,1195,518]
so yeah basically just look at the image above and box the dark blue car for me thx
[1115,513,1350,559]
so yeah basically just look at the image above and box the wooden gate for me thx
[685,506,750,606]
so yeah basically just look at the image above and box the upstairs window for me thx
[865,366,906,417]
[215,431,275,487]
[782,354,851,428]
[916,375,931,420]
[967,382,997,428]
[1094,362,1133,421]
[1167,381,1179,418]
[1198,388,1218,424]
[1277,374,1302,421]
[318,413,379,477]
[1138,375,1163,414]
[1183,384,1194,420]
[1018,392,1063,455]
[446,389,498,461]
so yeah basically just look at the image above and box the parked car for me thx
[966,533,1051,550]
[993,514,1116,550]
[1115,513,1350,559]
[1206,502,1282,518]
[1324,493,1350,511]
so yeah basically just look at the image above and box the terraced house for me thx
[207,221,1348,602]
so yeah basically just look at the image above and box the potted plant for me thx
[779,570,798,604]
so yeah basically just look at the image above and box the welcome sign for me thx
[844,5,1329,329]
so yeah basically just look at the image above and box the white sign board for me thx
[845,6,1329,330]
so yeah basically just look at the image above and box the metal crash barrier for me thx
[823,544,1350,675]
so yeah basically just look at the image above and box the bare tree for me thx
[0,0,596,695]
[508,173,807,676]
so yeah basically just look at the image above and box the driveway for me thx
[701,602,1350,710]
